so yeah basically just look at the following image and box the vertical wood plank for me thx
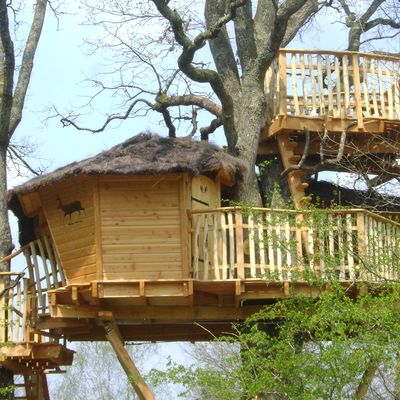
[203,215,209,280]
[378,61,386,118]
[54,245,66,287]
[334,55,342,118]
[29,242,44,309]
[386,62,394,119]
[308,54,317,116]
[179,175,190,279]
[346,213,355,279]
[352,54,364,128]
[394,60,400,117]
[235,212,245,279]
[267,213,275,277]
[93,178,103,281]
[317,54,325,115]
[337,214,345,279]
[22,278,28,342]
[43,236,59,289]
[327,55,334,115]
[342,55,350,116]
[248,214,256,278]
[307,216,315,273]
[220,213,228,280]
[276,218,283,280]
[213,213,220,280]
[362,59,371,117]
[356,212,366,280]
[300,53,308,115]
[370,59,379,117]
[0,278,5,343]
[228,212,235,278]
[193,214,202,279]
[295,214,303,276]
[37,239,51,293]
[291,53,300,115]
[279,51,287,116]
[258,213,266,275]
[285,215,292,279]
[16,281,21,342]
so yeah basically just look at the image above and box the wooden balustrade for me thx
[191,208,400,283]
[0,236,65,344]
[265,49,400,127]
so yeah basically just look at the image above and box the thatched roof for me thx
[10,133,246,198]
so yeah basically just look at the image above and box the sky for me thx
[7,1,398,398]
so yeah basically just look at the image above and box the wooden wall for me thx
[191,175,220,210]
[40,176,97,284]
[24,173,221,284]
[98,175,189,280]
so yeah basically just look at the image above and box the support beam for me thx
[102,319,154,400]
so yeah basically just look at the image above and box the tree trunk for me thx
[233,81,268,206]
[258,156,292,208]
[0,144,13,400]
[0,145,12,271]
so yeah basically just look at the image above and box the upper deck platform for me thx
[262,49,400,142]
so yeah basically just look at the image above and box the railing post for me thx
[352,54,364,130]
[356,211,367,280]
[235,212,245,279]
[0,276,6,343]
[279,51,287,117]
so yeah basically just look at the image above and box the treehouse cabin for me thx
[1,49,400,399]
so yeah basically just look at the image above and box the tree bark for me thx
[354,358,377,399]
[258,157,292,208]
[0,145,12,271]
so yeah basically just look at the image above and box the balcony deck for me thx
[1,207,398,343]
[262,49,400,142]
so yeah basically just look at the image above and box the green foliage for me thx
[151,285,400,399]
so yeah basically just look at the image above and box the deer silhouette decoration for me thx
[56,196,85,221]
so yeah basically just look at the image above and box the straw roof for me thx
[10,133,246,198]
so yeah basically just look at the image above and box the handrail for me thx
[266,49,400,129]
[190,208,400,283]
[0,236,66,345]
[191,207,400,226]
[280,48,400,62]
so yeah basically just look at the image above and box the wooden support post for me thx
[0,276,5,343]
[278,51,287,116]
[352,54,364,129]
[102,319,154,400]
[235,212,245,279]
[356,211,367,280]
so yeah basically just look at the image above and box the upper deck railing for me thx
[191,208,400,283]
[265,49,400,129]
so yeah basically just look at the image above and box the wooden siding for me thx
[191,175,220,210]
[99,176,184,280]
[40,176,96,284]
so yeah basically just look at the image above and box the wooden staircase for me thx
[277,132,310,208]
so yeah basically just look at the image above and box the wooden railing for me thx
[0,236,65,344]
[265,49,400,128]
[191,208,400,282]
